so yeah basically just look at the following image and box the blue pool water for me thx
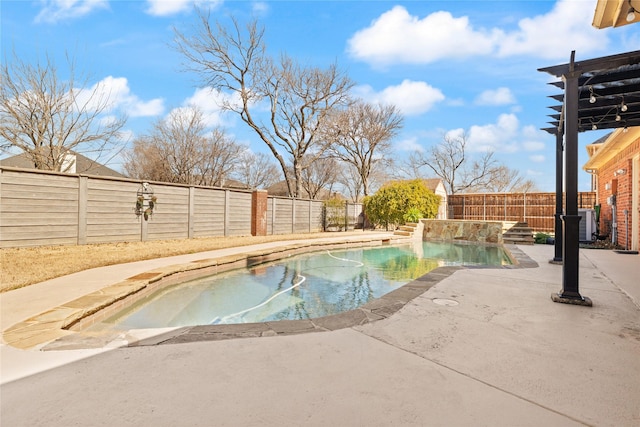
[91,241,510,330]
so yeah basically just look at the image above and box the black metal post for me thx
[551,130,564,264]
[552,54,591,306]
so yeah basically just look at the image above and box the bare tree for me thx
[475,165,539,193]
[232,150,281,189]
[0,53,126,171]
[336,163,364,202]
[122,136,173,182]
[513,179,539,193]
[407,132,539,194]
[409,132,499,195]
[299,156,339,199]
[174,11,353,198]
[323,101,403,197]
[123,107,243,186]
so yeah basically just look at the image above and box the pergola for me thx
[538,50,640,305]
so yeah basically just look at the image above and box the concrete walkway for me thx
[1,238,639,426]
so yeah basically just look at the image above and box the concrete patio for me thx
[1,235,639,426]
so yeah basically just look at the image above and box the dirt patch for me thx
[1,233,365,293]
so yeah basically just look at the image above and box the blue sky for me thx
[2,0,639,191]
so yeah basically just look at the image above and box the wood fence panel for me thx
[0,170,79,247]
[227,191,252,236]
[146,185,190,241]
[506,193,525,222]
[85,178,141,244]
[1,167,367,247]
[448,192,596,233]
[192,187,225,238]
[272,198,293,235]
[311,200,324,232]
[293,199,310,233]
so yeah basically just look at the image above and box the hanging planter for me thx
[135,183,157,221]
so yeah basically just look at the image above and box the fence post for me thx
[504,194,507,220]
[291,199,296,234]
[462,196,465,219]
[308,199,312,233]
[344,201,349,231]
[483,194,486,220]
[271,197,276,235]
[188,186,195,239]
[77,176,88,245]
[523,192,527,223]
[251,190,268,236]
[224,190,230,236]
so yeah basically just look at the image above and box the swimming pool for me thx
[89,241,510,331]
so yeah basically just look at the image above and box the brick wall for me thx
[595,137,640,248]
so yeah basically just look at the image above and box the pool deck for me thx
[1,232,640,426]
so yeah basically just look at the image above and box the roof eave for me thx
[583,127,640,171]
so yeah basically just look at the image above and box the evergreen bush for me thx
[363,179,440,230]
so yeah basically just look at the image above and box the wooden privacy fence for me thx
[447,192,596,233]
[0,167,363,248]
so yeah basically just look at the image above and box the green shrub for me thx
[363,179,440,230]
[403,207,423,223]
[535,232,550,244]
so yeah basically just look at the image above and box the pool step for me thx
[394,222,421,238]
[503,222,535,245]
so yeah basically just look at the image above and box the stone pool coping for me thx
[3,238,537,351]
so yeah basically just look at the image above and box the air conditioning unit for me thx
[578,209,596,242]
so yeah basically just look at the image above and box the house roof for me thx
[423,178,445,194]
[583,127,640,171]
[0,152,125,178]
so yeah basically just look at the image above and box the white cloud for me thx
[145,0,221,16]
[522,140,545,151]
[521,125,547,151]
[75,76,165,117]
[347,6,500,66]
[527,169,544,176]
[475,87,516,106]
[396,137,424,153]
[444,128,466,142]
[529,154,545,163]
[35,0,108,24]
[497,0,607,60]
[129,99,165,117]
[353,80,445,116]
[252,2,269,16]
[347,0,609,67]
[146,0,191,16]
[467,113,520,153]
[182,87,236,127]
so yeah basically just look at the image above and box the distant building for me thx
[0,151,125,178]
[423,178,448,219]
